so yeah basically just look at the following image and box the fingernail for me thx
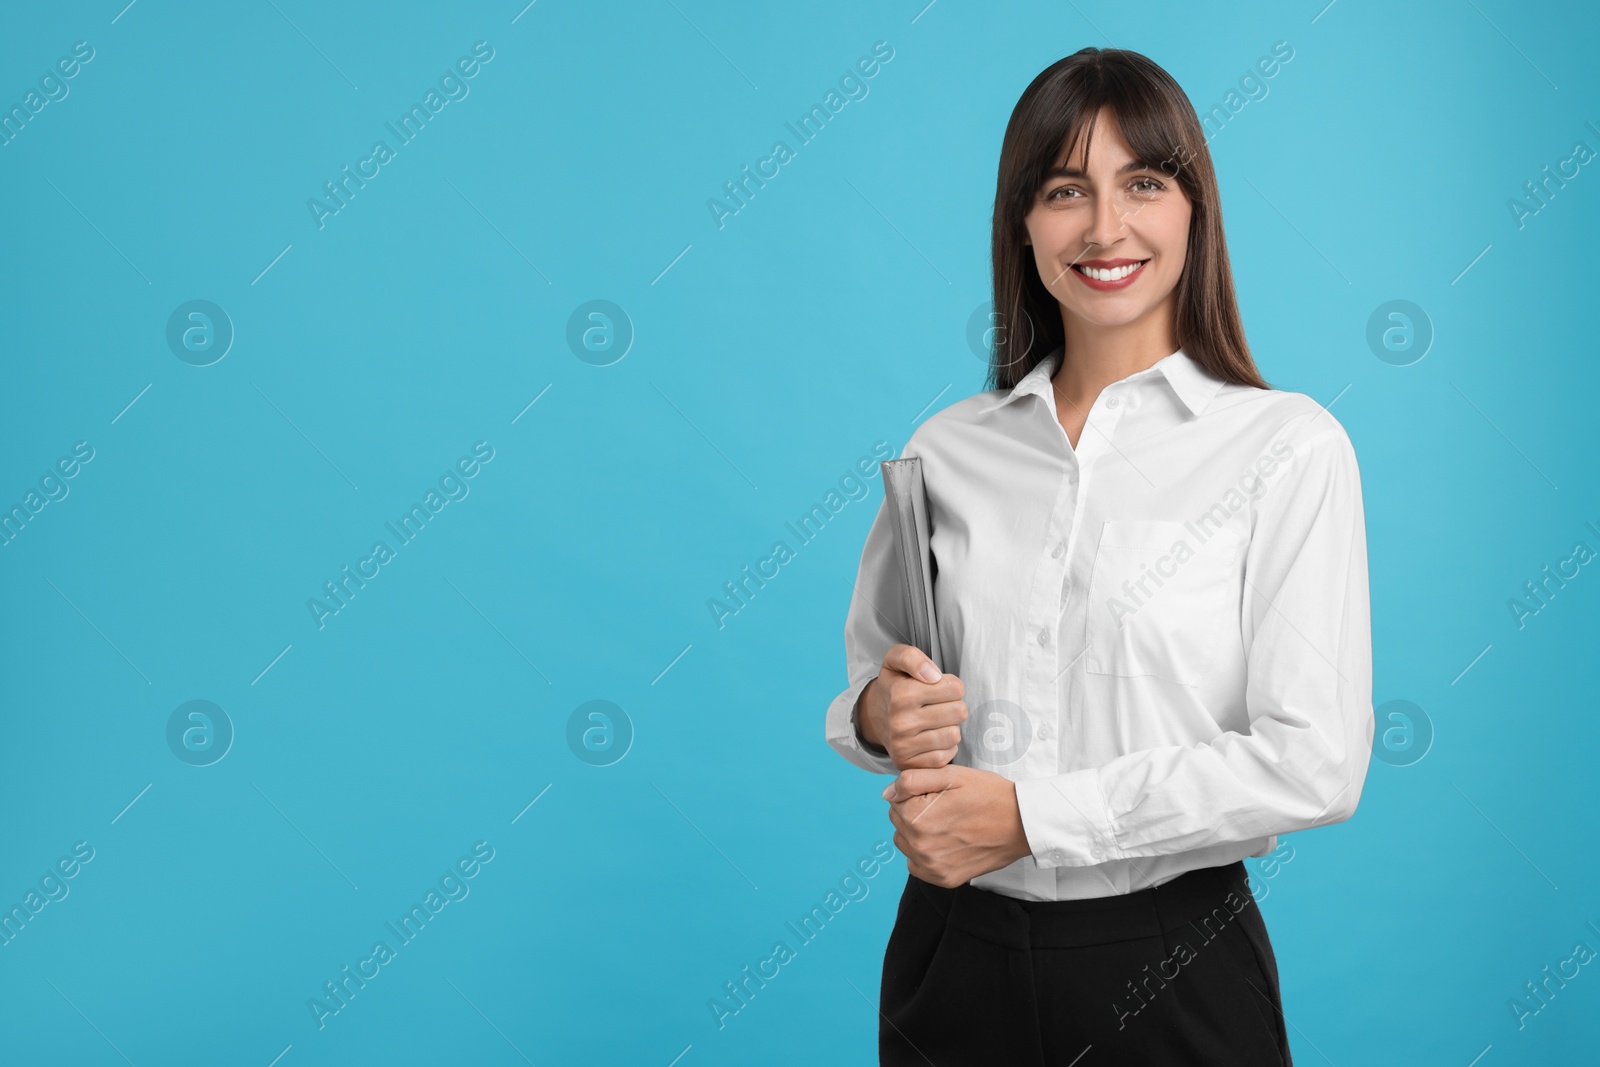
[881,784,894,800]
[918,663,941,683]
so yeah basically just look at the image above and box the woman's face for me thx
[1022,109,1192,334]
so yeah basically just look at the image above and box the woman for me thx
[823,47,1373,1065]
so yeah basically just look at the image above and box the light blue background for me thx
[2,1,1596,1064]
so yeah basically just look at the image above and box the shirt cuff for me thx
[824,676,899,776]
[1014,768,1120,869]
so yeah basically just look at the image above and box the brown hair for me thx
[987,47,1270,392]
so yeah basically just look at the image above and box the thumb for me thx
[887,643,942,684]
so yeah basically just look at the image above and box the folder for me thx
[880,457,943,670]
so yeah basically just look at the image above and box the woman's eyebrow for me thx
[1045,159,1163,180]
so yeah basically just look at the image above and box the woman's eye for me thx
[1046,180,1161,201]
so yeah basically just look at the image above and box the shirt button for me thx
[1106,396,1119,408]
[1051,541,1065,559]
[1037,629,1049,647]
[1037,723,1052,739]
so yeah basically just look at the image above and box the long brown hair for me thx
[987,47,1270,392]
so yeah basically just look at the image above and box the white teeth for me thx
[1079,261,1144,281]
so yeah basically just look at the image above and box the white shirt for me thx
[824,344,1374,901]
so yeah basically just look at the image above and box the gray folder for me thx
[880,457,943,669]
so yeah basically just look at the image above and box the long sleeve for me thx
[824,494,910,776]
[1013,422,1375,868]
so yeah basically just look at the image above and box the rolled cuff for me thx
[824,676,899,776]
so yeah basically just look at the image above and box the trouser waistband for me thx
[908,860,1254,951]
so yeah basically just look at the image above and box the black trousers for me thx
[879,860,1292,1066]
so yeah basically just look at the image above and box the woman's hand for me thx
[856,644,968,769]
[883,765,1034,888]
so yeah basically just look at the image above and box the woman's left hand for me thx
[883,765,1034,888]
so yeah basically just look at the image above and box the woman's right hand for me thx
[855,644,968,769]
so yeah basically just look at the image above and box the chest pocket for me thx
[1084,519,1240,687]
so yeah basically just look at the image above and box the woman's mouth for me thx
[1070,258,1149,291]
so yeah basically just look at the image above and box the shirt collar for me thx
[976,345,1226,418]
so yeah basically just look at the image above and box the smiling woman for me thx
[827,45,1373,1067]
